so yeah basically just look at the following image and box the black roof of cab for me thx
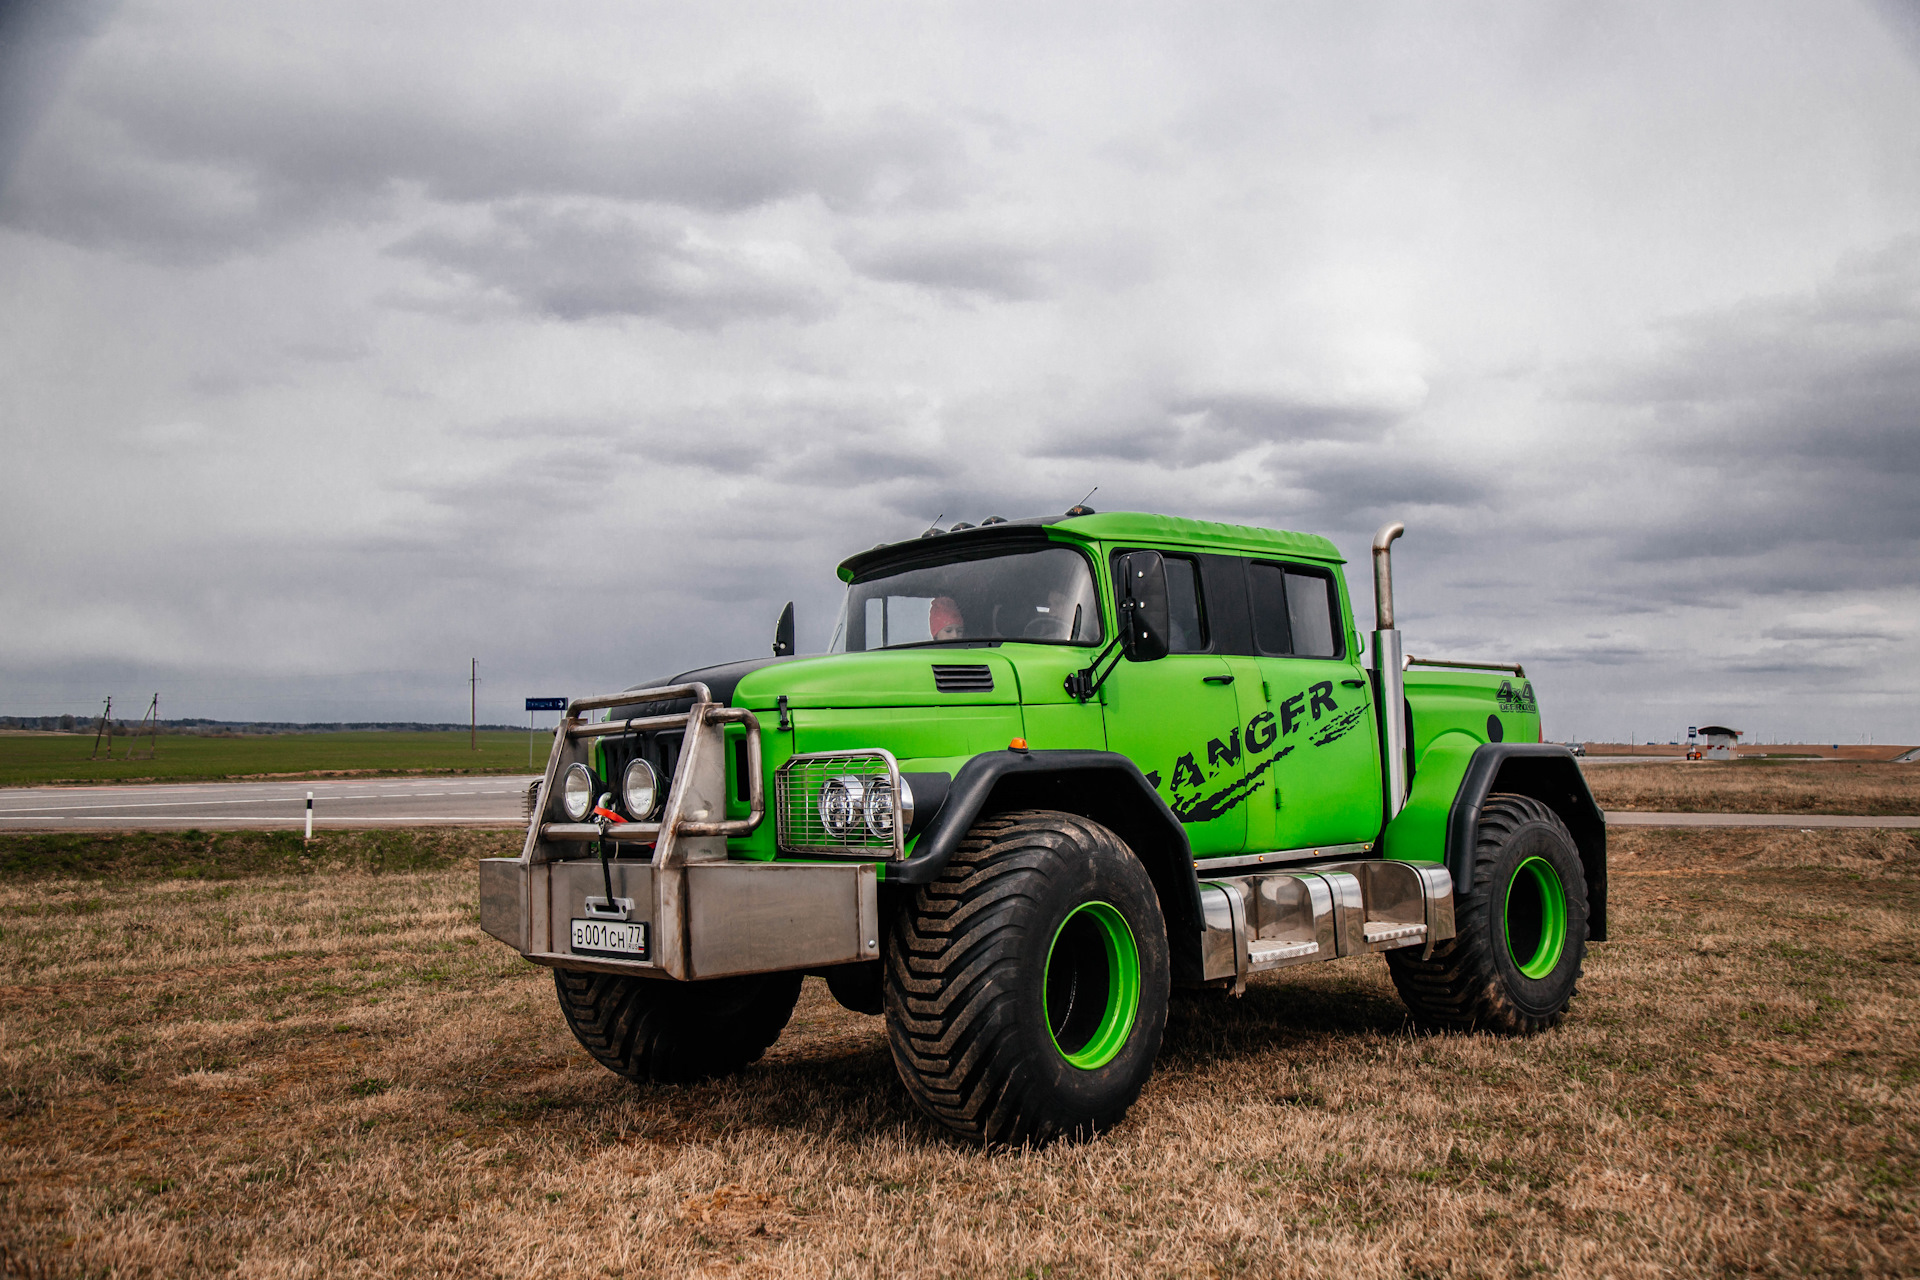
[836,517,1063,583]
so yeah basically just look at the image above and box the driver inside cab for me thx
[930,596,965,641]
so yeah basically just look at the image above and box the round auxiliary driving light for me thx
[863,774,915,840]
[817,775,865,839]
[560,763,596,822]
[621,758,659,821]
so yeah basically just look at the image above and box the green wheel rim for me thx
[1043,901,1140,1070]
[1505,856,1568,979]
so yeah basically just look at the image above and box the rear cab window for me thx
[1245,561,1345,659]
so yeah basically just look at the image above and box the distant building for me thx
[1698,725,1742,761]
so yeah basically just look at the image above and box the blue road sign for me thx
[526,697,568,711]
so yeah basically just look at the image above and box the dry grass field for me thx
[1584,761,1920,816]
[1581,745,1913,763]
[3,823,1918,1277]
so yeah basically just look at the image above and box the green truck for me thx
[480,510,1605,1145]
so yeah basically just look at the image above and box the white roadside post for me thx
[305,791,314,843]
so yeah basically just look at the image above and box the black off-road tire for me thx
[552,968,803,1083]
[885,810,1171,1146]
[1386,793,1588,1035]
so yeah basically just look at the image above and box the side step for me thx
[1198,861,1454,993]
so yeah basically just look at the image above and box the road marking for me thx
[0,816,520,826]
[0,788,530,815]
[0,796,315,814]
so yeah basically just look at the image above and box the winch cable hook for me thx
[592,792,619,912]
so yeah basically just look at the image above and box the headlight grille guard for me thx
[775,749,906,860]
[521,683,764,870]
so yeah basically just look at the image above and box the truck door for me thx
[1241,559,1384,852]
[1098,549,1248,857]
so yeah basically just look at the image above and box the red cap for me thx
[929,596,963,637]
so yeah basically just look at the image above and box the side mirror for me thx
[772,601,795,657]
[1116,551,1170,662]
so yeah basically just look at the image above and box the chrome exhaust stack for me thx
[1372,522,1409,818]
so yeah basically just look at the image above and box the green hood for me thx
[732,649,1021,711]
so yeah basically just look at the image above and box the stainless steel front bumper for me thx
[477,683,880,980]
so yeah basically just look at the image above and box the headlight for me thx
[560,763,596,822]
[817,775,865,838]
[863,774,914,839]
[621,758,659,820]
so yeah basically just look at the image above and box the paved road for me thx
[0,776,537,830]
[3,777,1914,834]
[1605,811,1920,829]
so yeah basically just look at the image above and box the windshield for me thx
[830,545,1105,651]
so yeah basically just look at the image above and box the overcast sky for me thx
[2,0,1917,743]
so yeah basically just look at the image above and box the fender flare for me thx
[1446,743,1608,941]
[890,748,1206,979]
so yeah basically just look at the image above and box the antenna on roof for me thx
[919,513,945,538]
[1065,486,1098,517]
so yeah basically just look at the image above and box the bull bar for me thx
[478,683,881,981]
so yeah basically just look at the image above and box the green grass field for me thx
[0,730,547,788]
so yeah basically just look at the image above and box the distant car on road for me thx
[1565,742,1586,757]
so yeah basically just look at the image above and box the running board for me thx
[1198,861,1455,993]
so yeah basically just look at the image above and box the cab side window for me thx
[1114,550,1209,653]
[1165,556,1207,653]
[1247,562,1292,655]
[1247,561,1343,659]
[1285,570,1340,657]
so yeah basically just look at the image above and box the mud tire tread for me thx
[1386,793,1588,1036]
[884,810,1168,1147]
[553,967,802,1084]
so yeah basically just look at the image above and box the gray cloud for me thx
[1039,392,1408,467]
[0,0,118,185]
[842,227,1050,300]
[1875,0,1920,62]
[1571,237,1920,593]
[2,63,965,262]
[390,201,833,325]
[2,1,1918,743]
[1261,454,1491,529]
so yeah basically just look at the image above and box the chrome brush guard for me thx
[478,682,881,981]
[525,683,763,860]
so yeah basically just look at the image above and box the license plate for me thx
[570,917,649,960]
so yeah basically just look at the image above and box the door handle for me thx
[1341,678,1367,688]
[1203,674,1234,685]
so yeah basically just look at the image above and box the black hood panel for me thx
[617,655,798,717]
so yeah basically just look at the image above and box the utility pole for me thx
[90,696,114,759]
[470,659,478,751]
[127,693,159,760]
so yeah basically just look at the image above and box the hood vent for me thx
[932,663,994,693]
